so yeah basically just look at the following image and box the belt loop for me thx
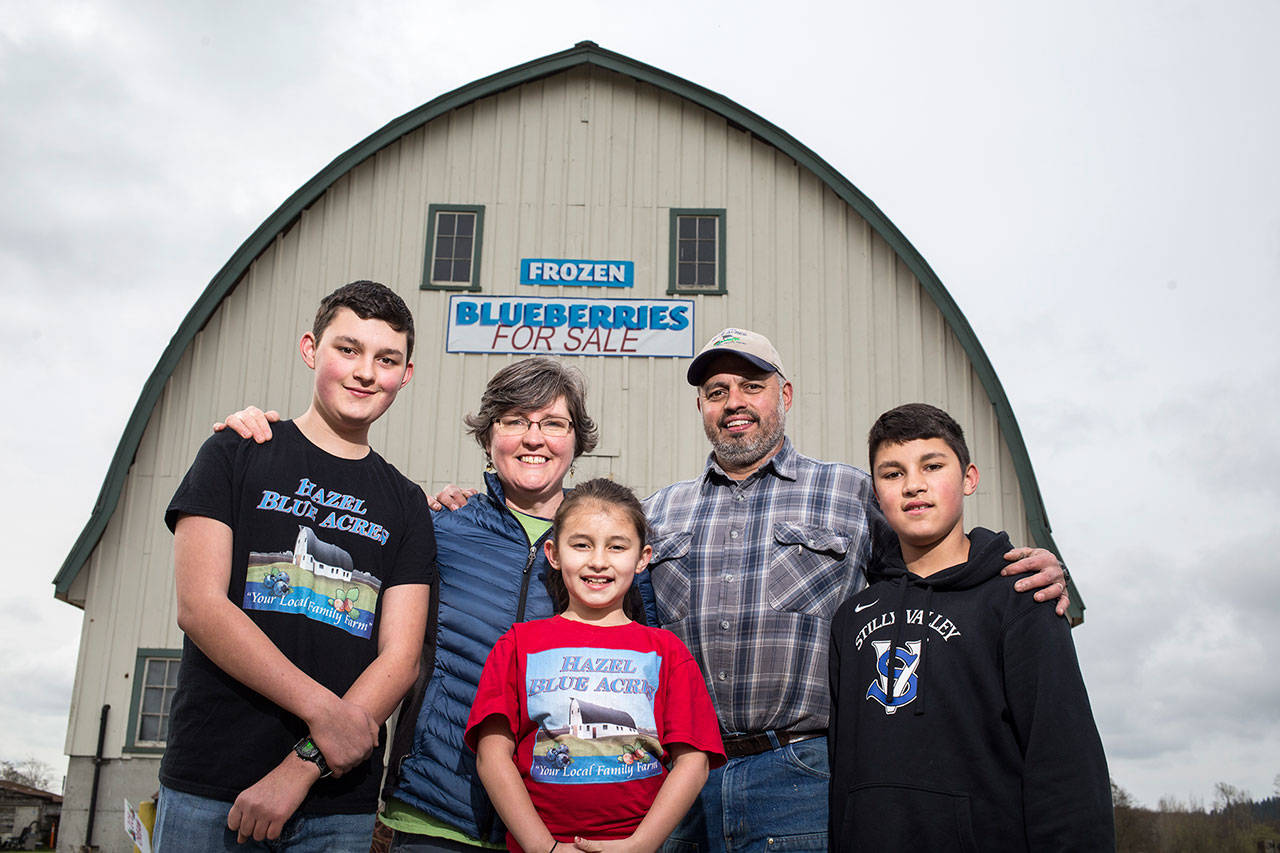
[765,730,782,750]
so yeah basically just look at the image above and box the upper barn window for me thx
[668,209,726,294]
[422,204,485,291]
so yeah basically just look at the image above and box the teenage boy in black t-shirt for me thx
[154,281,435,852]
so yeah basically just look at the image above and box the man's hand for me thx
[303,694,379,777]
[227,754,319,842]
[427,484,478,512]
[213,406,280,443]
[1001,547,1070,616]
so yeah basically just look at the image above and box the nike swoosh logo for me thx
[854,599,878,613]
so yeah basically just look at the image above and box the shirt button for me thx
[719,620,730,629]
[723,574,734,582]
[730,530,739,539]
[717,671,728,681]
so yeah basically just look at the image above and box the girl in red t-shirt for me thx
[466,478,724,852]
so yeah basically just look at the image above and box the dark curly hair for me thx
[312,280,415,360]
[867,403,970,471]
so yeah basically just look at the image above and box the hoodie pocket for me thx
[767,522,851,617]
[647,531,693,625]
[835,782,978,853]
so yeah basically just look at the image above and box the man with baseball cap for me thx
[638,327,1067,851]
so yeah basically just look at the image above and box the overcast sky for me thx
[4,0,1278,808]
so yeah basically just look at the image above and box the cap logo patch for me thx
[711,329,746,346]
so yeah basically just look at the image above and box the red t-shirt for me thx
[465,615,724,849]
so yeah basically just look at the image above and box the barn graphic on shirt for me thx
[569,697,639,739]
[293,525,354,583]
[242,525,382,640]
[525,646,664,785]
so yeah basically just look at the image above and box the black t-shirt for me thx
[161,420,435,813]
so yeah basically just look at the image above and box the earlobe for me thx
[636,545,653,574]
[963,464,980,495]
[543,539,558,568]
[400,361,415,389]
[781,381,794,411]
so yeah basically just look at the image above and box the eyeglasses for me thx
[492,415,574,438]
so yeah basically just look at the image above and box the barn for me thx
[568,697,639,740]
[50,41,1080,850]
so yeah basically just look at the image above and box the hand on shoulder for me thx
[213,406,280,444]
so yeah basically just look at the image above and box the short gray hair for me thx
[464,357,599,457]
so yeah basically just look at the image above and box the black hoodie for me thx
[827,528,1113,851]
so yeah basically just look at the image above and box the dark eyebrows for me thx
[875,451,948,473]
[701,373,772,392]
[331,334,405,359]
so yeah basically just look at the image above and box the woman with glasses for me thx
[218,357,599,851]
[379,357,599,852]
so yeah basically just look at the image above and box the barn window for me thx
[669,209,726,294]
[124,649,181,753]
[422,204,485,291]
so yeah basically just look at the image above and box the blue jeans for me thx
[154,784,376,852]
[662,736,829,852]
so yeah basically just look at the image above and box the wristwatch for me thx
[293,736,333,778]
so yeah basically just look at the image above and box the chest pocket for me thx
[767,522,851,618]
[647,531,693,626]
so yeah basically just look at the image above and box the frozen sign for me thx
[447,296,694,357]
[521,258,634,287]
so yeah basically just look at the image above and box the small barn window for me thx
[422,204,485,291]
[669,209,726,294]
[124,649,181,753]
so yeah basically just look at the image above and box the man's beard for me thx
[705,406,786,470]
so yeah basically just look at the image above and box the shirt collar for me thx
[701,435,798,485]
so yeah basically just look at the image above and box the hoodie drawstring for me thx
[885,574,910,709]
[885,573,933,717]
[914,584,934,717]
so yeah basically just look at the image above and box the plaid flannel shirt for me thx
[640,437,883,735]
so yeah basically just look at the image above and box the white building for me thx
[50,42,1081,851]
[293,526,355,584]
[568,697,639,740]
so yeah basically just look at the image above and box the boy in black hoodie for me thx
[828,403,1113,851]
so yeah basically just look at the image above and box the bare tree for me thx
[0,757,55,791]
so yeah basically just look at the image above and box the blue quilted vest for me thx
[384,472,556,843]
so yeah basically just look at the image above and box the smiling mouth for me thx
[518,455,549,465]
[720,415,757,432]
[903,502,932,513]
[345,386,375,397]
[582,575,613,588]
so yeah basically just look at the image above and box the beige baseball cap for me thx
[686,327,788,385]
